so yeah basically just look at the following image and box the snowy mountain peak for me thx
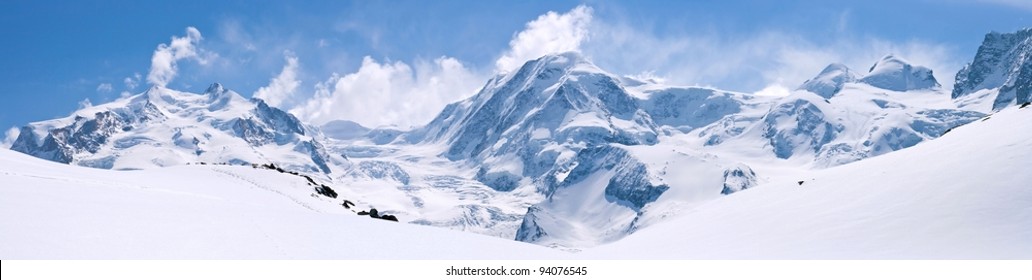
[952,28,1032,112]
[859,54,939,91]
[205,82,226,94]
[534,51,598,72]
[823,62,852,73]
[495,51,605,86]
[798,63,860,98]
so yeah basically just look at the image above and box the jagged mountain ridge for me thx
[11,83,343,174]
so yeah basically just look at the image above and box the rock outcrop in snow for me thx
[720,163,759,195]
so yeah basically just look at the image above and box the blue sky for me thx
[1,0,1029,140]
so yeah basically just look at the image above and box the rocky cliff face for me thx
[953,29,1032,111]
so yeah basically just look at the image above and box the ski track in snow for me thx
[210,167,321,212]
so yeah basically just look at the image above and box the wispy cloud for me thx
[291,56,483,128]
[495,5,593,72]
[2,127,19,149]
[78,98,92,109]
[253,51,301,107]
[123,73,140,91]
[95,83,112,93]
[581,22,962,93]
[147,27,213,88]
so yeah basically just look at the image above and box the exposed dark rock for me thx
[315,185,338,199]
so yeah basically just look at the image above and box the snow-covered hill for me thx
[10,84,345,175]
[583,105,1032,259]
[0,148,560,259]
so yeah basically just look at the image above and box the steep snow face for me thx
[10,84,342,174]
[798,63,860,98]
[760,92,844,160]
[515,145,668,245]
[637,87,751,133]
[515,143,728,249]
[953,28,1032,112]
[859,55,940,92]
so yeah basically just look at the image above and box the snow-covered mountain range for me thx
[3,28,1030,256]
[10,83,345,175]
[2,81,1028,259]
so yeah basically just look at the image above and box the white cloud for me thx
[495,5,593,72]
[2,127,19,149]
[95,83,113,93]
[218,19,258,52]
[253,51,301,107]
[754,83,793,97]
[147,27,212,88]
[292,56,483,128]
[626,71,667,84]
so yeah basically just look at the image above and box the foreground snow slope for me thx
[584,106,1032,259]
[0,149,563,259]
